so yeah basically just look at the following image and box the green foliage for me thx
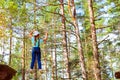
[116,42,120,46]
[18,4,28,24]
[0,0,120,79]
[95,18,105,28]
[6,1,18,15]
[104,27,113,33]
[0,0,5,7]
[41,5,59,23]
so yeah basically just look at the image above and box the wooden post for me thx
[0,64,16,80]
[115,71,120,79]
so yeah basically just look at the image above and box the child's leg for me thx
[37,48,42,69]
[30,48,36,69]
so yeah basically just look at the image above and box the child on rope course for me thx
[29,29,48,72]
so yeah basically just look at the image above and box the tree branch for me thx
[98,35,109,45]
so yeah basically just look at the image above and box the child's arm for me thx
[29,29,35,38]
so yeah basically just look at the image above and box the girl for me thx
[29,30,48,71]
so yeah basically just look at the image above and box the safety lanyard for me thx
[34,37,40,47]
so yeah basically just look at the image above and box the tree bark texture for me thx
[22,25,26,80]
[51,21,58,80]
[68,0,88,80]
[9,17,12,66]
[59,0,71,79]
[88,0,101,80]
[34,0,37,80]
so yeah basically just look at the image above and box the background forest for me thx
[0,0,120,80]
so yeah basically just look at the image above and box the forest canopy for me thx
[0,0,120,80]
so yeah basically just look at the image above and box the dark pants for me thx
[30,47,42,69]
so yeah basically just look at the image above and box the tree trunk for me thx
[43,45,47,80]
[88,0,101,80]
[59,0,71,79]
[68,0,88,80]
[22,23,26,80]
[9,17,12,66]
[54,28,58,80]
[2,38,5,62]
[34,0,37,80]
[52,22,58,80]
